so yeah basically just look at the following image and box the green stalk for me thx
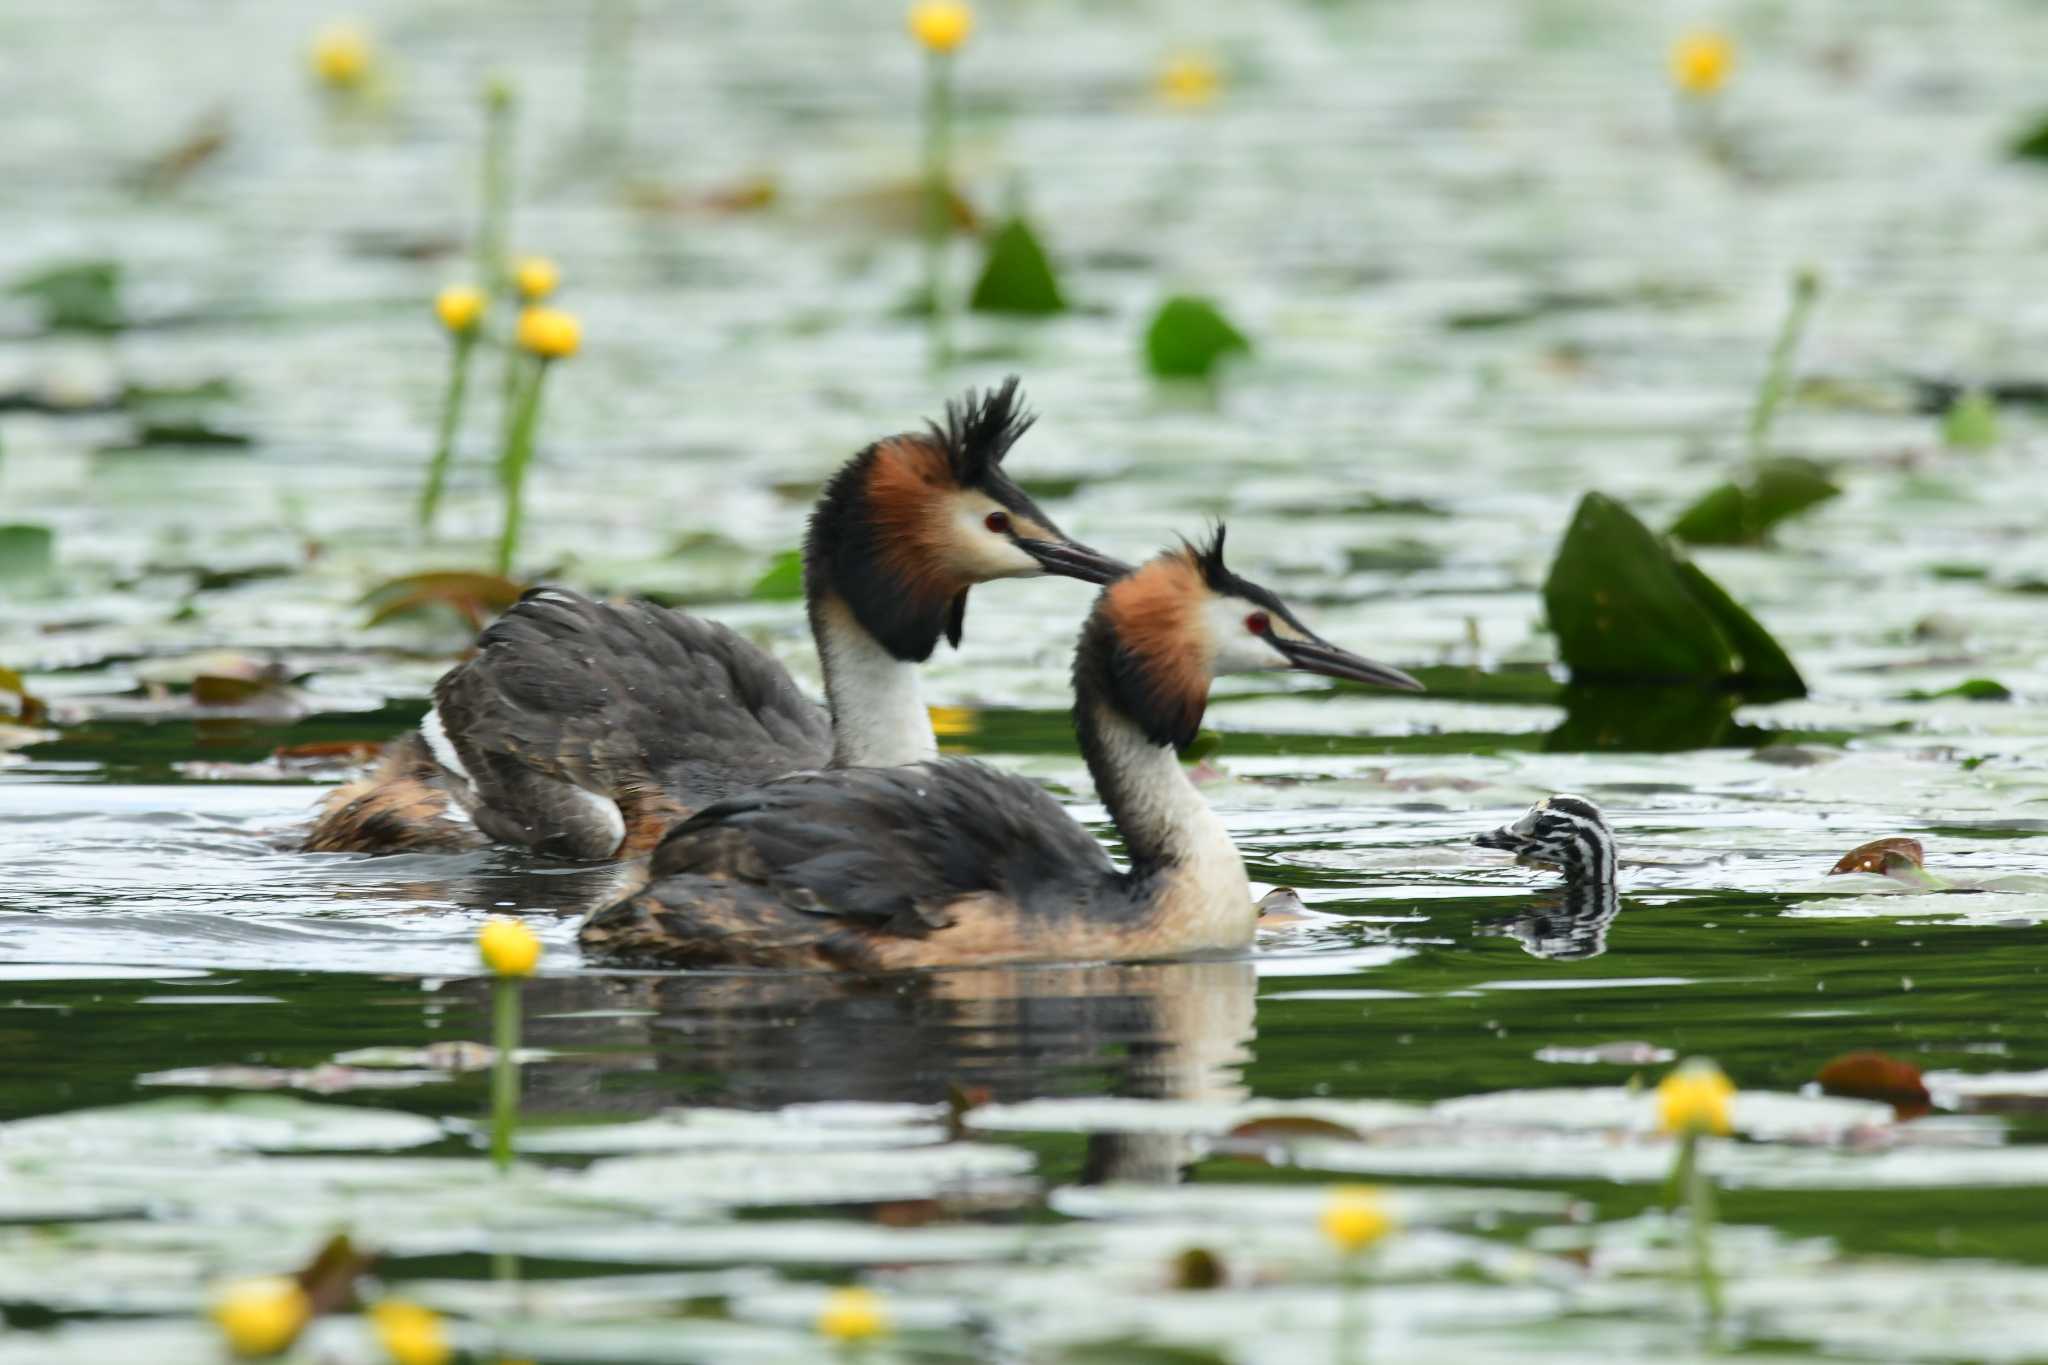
[418,332,477,533]
[1336,1253,1365,1365]
[495,358,550,577]
[1745,267,1821,461]
[921,48,954,367]
[478,80,517,291]
[1683,1131,1725,1327]
[490,975,522,1172]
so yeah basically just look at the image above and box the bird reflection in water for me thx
[1471,794,1624,961]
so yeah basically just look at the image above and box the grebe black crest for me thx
[1473,795,1621,961]
[580,527,1422,971]
[302,378,1126,860]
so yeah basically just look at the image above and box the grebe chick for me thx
[580,528,1423,970]
[304,379,1126,860]
[1472,795,1621,960]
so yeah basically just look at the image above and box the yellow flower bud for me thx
[1670,29,1733,96]
[907,1,972,54]
[434,285,486,335]
[512,256,560,302]
[310,21,374,89]
[1657,1058,1736,1137]
[1319,1185,1394,1254]
[515,307,581,361]
[816,1286,889,1342]
[370,1299,452,1365]
[211,1277,312,1358]
[1158,52,1221,110]
[478,917,542,977]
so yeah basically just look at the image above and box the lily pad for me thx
[9,259,125,332]
[1144,295,1250,381]
[969,217,1067,316]
[1941,388,2000,449]
[0,524,54,580]
[749,548,805,601]
[1668,457,1840,546]
[362,570,527,630]
[1543,492,1803,695]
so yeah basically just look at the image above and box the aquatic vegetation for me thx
[418,285,488,532]
[370,1298,452,1365]
[477,78,517,288]
[1658,1059,1734,1326]
[816,1285,889,1342]
[909,1,971,360]
[512,255,560,302]
[9,258,125,332]
[479,918,541,1171]
[361,570,527,630]
[495,306,581,574]
[1543,492,1803,696]
[1158,51,1222,110]
[969,217,1067,316]
[209,1276,311,1358]
[1941,387,2000,449]
[309,20,374,91]
[1144,295,1250,381]
[0,524,53,581]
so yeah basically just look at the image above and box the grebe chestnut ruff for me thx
[579,528,1423,970]
[302,379,1127,859]
[1472,795,1622,960]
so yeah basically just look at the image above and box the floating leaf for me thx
[9,260,125,332]
[2009,112,2048,161]
[0,524,54,581]
[1224,1116,1362,1143]
[362,570,526,630]
[1144,295,1250,381]
[1829,838,1925,876]
[1900,678,2012,703]
[749,549,805,601]
[1544,493,1802,695]
[969,217,1067,316]
[0,666,46,726]
[1941,389,2000,449]
[1668,457,1840,546]
[1816,1051,1930,1110]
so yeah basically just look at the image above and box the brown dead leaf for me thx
[1170,1246,1226,1291]
[294,1233,374,1317]
[1817,1050,1930,1118]
[0,666,47,725]
[1224,1116,1362,1143]
[1829,837,1925,876]
[362,570,527,631]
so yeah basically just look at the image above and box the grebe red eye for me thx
[984,511,1011,533]
[1245,611,1271,635]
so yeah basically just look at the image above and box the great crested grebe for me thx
[302,378,1126,859]
[579,528,1423,970]
[1472,795,1622,959]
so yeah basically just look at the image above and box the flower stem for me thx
[921,49,954,368]
[490,975,522,1172]
[1745,267,1821,462]
[478,82,517,292]
[418,333,477,534]
[1681,1131,1724,1330]
[1336,1252,1367,1365]
[495,358,548,577]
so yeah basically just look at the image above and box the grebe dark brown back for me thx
[303,379,1126,859]
[579,528,1422,970]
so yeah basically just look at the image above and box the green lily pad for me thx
[1903,678,2013,703]
[2010,112,2048,161]
[1544,492,1803,695]
[0,524,54,580]
[1669,457,1840,546]
[1144,295,1250,381]
[749,548,805,601]
[10,259,126,332]
[1941,389,2000,449]
[969,217,1067,316]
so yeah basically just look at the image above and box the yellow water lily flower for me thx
[211,1277,312,1358]
[370,1299,451,1365]
[908,1,972,54]
[513,255,559,301]
[515,307,582,361]
[310,21,374,89]
[434,285,486,335]
[1670,29,1734,96]
[1319,1185,1395,1254]
[1657,1058,1736,1136]
[478,917,542,977]
[928,705,979,739]
[1158,52,1221,110]
[816,1286,889,1341]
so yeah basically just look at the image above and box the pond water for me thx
[6,0,2048,1360]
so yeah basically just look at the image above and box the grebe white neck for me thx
[815,593,938,768]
